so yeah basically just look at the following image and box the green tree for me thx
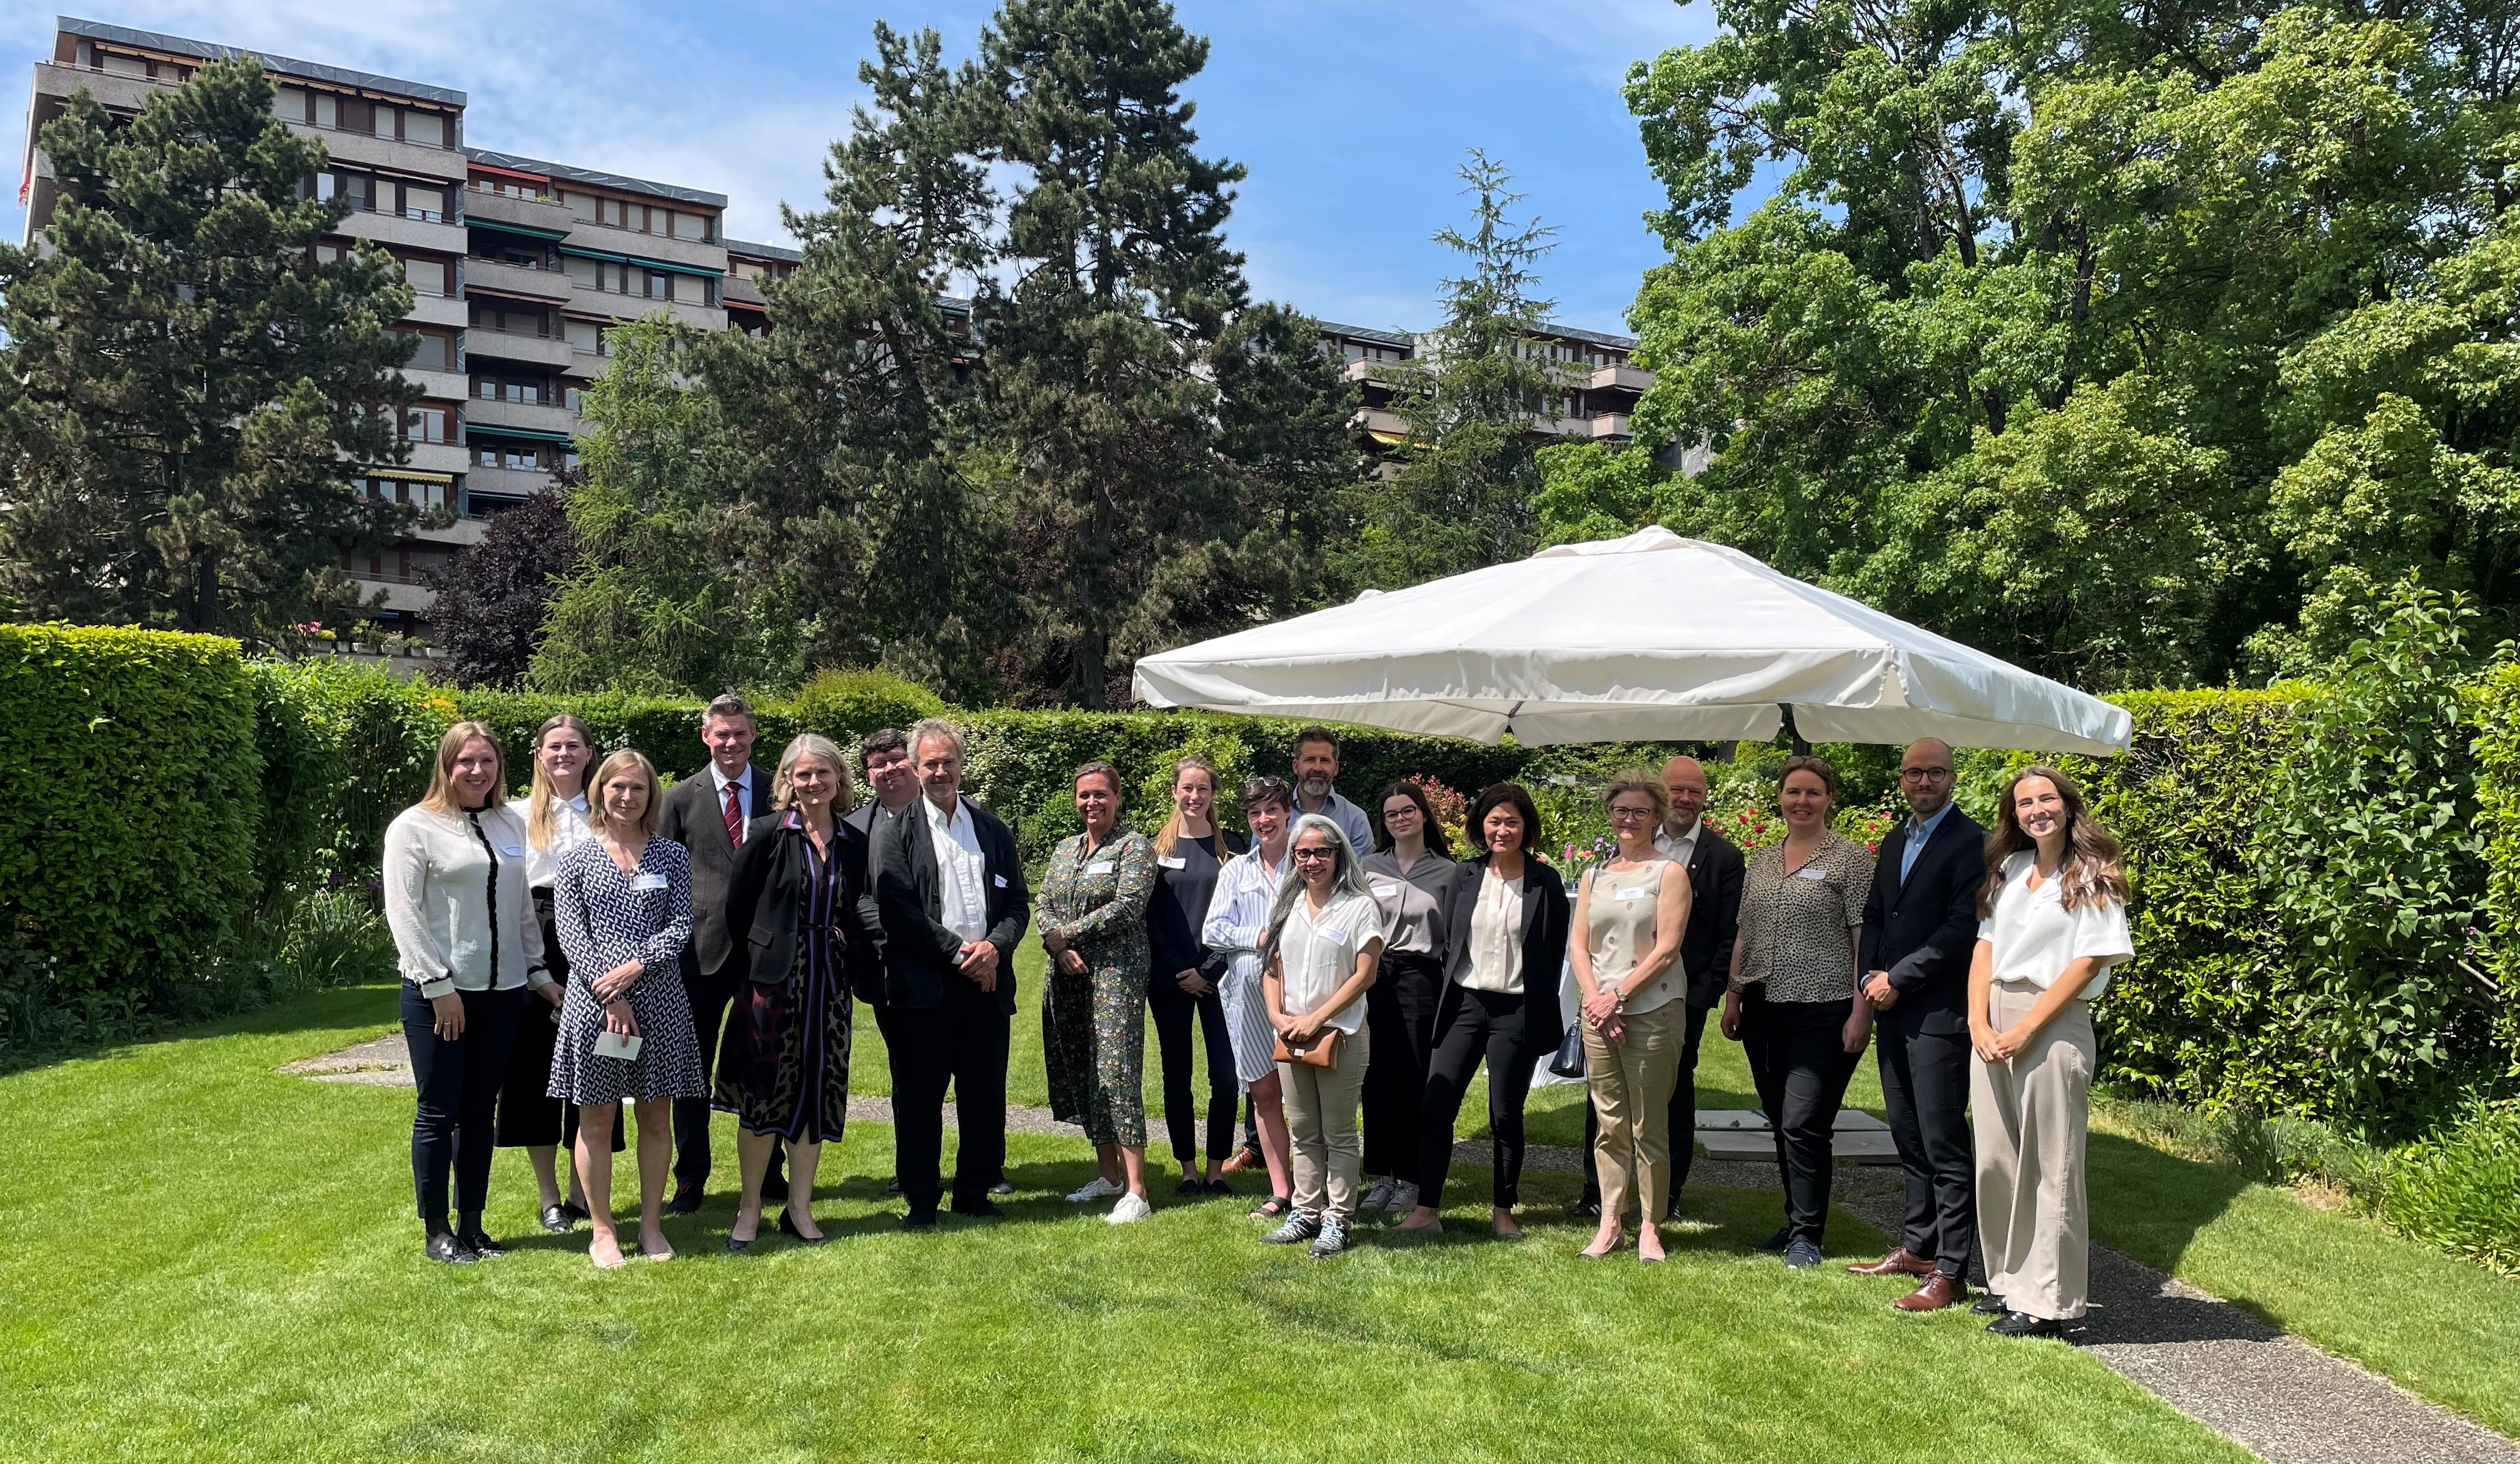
[1207,301,1366,621]
[0,58,419,641]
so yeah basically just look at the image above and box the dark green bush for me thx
[2381,1103,2520,1273]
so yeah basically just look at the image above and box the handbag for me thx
[1274,1026,1344,1068]
[1548,1020,1585,1079]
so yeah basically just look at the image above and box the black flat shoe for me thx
[725,1233,754,1254]
[1566,1196,1602,1220]
[539,1204,573,1234]
[1972,1293,2008,1316]
[424,1231,477,1265]
[1176,1176,1206,1196]
[1752,1226,1792,1254]
[950,1198,1003,1219]
[666,1186,705,1215]
[1987,1310,2065,1338]
[779,1210,830,1245]
[561,1200,592,1223]
[902,1206,939,1230]
[1203,1179,1234,1196]
[456,1228,505,1258]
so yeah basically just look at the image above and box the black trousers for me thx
[1581,1000,1713,1204]
[1362,951,1443,1183]
[889,980,1011,1210]
[1149,973,1237,1168]
[1754,996,1862,1248]
[1877,1016,1976,1276]
[674,955,783,1196]
[401,982,525,1231]
[1417,988,1536,1209]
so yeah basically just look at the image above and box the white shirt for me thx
[1655,816,1701,868]
[708,765,755,842]
[1977,852,2133,998]
[1274,890,1385,1035]
[1202,846,1290,985]
[1458,866,1526,995]
[382,803,550,997]
[519,792,592,889]
[925,794,990,942]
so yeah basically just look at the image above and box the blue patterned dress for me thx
[546,837,708,1105]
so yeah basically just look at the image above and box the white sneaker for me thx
[1066,1176,1121,1203]
[1106,1192,1152,1225]
[1360,1176,1397,1213]
[1389,1181,1419,1215]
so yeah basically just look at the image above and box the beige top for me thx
[1458,866,1527,994]
[1583,857,1683,1015]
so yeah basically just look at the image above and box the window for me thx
[273,86,306,121]
[565,318,604,354]
[476,441,548,471]
[99,51,147,79]
[316,93,338,129]
[401,332,449,372]
[403,257,449,296]
[403,407,450,443]
[405,111,447,149]
[402,185,445,223]
[563,386,585,413]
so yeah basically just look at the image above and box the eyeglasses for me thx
[1608,805,1656,821]
[1900,767,1953,782]
[1290,848,1336,862]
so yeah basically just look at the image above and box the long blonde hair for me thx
[419,721,505,817]
[525,713,593,851]
[1155,754,1217,861]
[587,749,663,843]
[772,733,857,813]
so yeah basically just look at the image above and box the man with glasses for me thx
[1850,738,1987,1311]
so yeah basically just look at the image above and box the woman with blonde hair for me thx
[1145,755,1247,1195]
[382,721,548,1264]
[546,750,706,1267]
[714,734,878,1251]
[1970,765,2132,1337]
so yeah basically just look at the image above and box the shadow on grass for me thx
[2088,1130,2254,1274]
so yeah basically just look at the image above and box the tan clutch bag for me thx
[1274,1028,1343,1068]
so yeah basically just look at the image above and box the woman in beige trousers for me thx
[1967,765,2133,1338]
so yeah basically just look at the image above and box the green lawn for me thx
[0,959,2251,1464]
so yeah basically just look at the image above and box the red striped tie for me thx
[723,780,744,848]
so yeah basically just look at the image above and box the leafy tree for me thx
[0,57,419,641]
[1208,301,1366,619]
[421,474,580,688]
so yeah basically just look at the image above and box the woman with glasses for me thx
[1259,815,1386,1256]
[1569,771,1693,1263]
[1359,780,1454,1218]
[1723,755,1877,1268]
[1204,775,1302,1219]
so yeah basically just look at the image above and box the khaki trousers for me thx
[1583,1001,1681,1225]
[1972,983,2094,1320]
[1281,1023,1371,1218]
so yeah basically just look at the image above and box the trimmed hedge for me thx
[1,625,263,1011]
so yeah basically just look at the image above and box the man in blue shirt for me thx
[1289,726,1374,855]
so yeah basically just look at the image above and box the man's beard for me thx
[1299,774,1331,799]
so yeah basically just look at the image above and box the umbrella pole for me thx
[1778,704,1812,756]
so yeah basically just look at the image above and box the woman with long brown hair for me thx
[382,721,548,1264]
[1970,765,2132,1337]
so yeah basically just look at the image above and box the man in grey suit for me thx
[657,693,765,1213]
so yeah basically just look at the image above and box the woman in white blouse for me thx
[1258,815,1386,1257]
[1968,765,2133,1337]
[382,721,548,1265]
[499,713,610,1235]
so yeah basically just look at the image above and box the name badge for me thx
[500,844,525,858]
[631,872,667,891]
[1372,883,1400,899]
[1157,856,1187,870]
[992,874,1008,888]
[1088,861,1116,876]
[1795,866,1830,882]
[1616,886,1648,901]
[1324,926,1349,946]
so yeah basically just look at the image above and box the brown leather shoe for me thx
[1219,1146,1262,1175]
[1894,1273,1968,1312]
[1846,1246,1937,1278]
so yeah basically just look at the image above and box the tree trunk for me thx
[1069,627,1109,709]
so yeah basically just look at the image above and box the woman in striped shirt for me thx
[1202,775,1299,1220]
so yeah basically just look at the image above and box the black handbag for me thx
[1548,1020,1585,1079]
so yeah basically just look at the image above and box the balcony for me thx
[410,515,490,547]
[1354,407,1409,441]
[466,396,578,438]
[31,61,157,116]
[567,283,724,332]
[723,273,769,308]
[403,294,466,329]
[561,218,728,274]
[465,464,562,499]
[465,188,576,237]
[1588,363,1654,393]
[565,351,613,381]
[464,328,573,371]
[378,441,471,475]
[1587,413,1635,439]
[335,207,465,254]
[464,257,571,304]
[401,366,468,402]
[347,576,439,611]
[293,125,466,183]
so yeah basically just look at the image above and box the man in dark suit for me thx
[844,728,916,1193]
[1852,737,1987,1311]
[1573,755,1745,1220]
[864,718,1029,1228]
[657,693,767,1213]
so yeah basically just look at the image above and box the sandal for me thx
[1249,1195,1292,1220]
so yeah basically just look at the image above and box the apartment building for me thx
[1324,319,1654,450]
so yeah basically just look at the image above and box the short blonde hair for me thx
[772,733,857,813]
[586,750,662,842]
[1601,768,1670,828]
[420,721,505,817]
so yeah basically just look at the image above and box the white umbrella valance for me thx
[1131,527,2131,755]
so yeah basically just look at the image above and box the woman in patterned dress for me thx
[546,750,706,1269]
[1039,761,1160,1224]
[715,734,873,1251]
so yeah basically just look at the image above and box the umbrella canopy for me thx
[1131,527,2131,754]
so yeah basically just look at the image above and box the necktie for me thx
[723,780,744,848]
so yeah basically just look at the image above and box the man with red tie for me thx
[658,694,765,1213]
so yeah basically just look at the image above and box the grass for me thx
[0,946,2249,1464]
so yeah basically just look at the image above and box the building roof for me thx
[1542,321,1641,351]
[723,238,800,263]
[1317,319,1415,349]
[465,147,725,209]
[57,16,465,107]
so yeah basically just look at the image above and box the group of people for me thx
[381,703,2131,1338]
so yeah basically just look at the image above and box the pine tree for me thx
[0,58,420,640]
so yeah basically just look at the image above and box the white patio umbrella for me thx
[1131,526,2130,754]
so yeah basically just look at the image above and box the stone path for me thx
[287,1034,2515,1464]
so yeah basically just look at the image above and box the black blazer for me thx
[1858,807,1988,1036]
[1673,825,1746,1009]
[865,793,1031,1014]
[1434,856,1570,1038]
[657,766,759,977]
[723,811,880,993]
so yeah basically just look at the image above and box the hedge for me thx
[1,625,263,1013]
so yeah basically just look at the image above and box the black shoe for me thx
[666,1185,705,1215]
[989,1180,1014,1196]
[950,1198,1003,1219]
[779,1210,830,1246]
[1987,1310,2065,1338]
[1203,1178,1234,1196]
[902,1206,940,1230]
[1567,1198,1602,1221]
[725,1232,754,1254]
[1972,1293,2008,1316]
[1176,1176,1206,1196]
[456,1228,505,1258]
[423,1230,477,1265]
[885,1176,902,1195]
[539,1204,573,1234]
[1665,1193,1685,1223]
[1753,1226,1792,1254]
[561,1200,592,1224]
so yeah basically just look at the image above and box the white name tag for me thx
[630,872,667,891]
[992,874,1008,888]
[1616,886,1648,901]
[1088,861,1115,876]
[1795,866,1829,881]
[500,844,525,858]
[1324,926,1349,946]
[1157,856,1187,870]
[1372,883,1400,899]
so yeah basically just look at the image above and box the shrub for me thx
[2381,1103,2520,1273]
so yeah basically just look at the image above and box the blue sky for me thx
[1,1,1718,336]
